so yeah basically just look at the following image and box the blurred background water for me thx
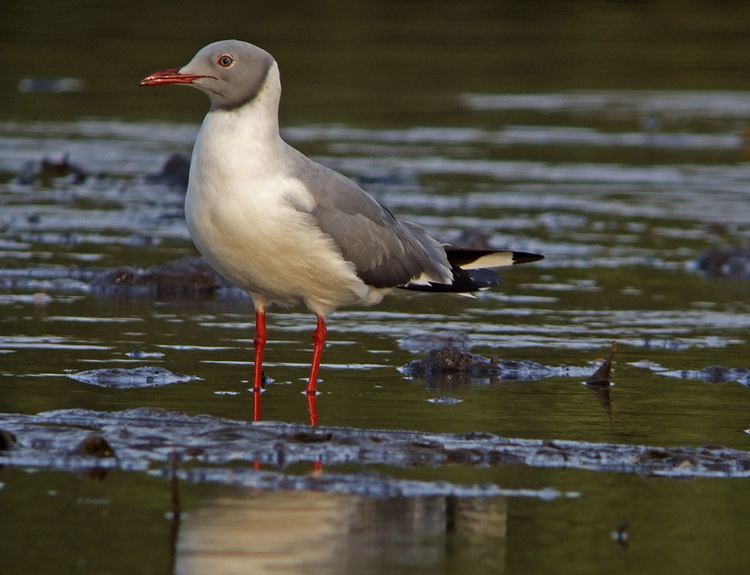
[1,1,750,573]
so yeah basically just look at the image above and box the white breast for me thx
[184,102,373,316]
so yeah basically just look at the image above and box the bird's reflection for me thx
[175,491,507,574]
[251,388,320,427]
[167,453,183,575]
[252,386,322,473]
[253,388,262,422]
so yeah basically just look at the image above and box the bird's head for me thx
[140,40,275,110]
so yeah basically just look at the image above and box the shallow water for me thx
[2,2,750,574]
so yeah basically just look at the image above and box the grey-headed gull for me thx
[141,40,543,398]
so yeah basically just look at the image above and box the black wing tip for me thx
[512,251,545,265]
[399,268,501,293]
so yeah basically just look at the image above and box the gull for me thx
[140,40,543,398]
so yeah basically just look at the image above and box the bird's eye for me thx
[217,54,234,68]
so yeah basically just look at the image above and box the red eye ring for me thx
[217,54,234,68]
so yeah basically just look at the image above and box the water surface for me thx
[2,2,750,574]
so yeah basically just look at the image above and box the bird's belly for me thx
[185,180,369,314]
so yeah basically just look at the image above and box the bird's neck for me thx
[200,62,284,156]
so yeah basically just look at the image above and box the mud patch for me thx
[74,434,116,457]
[1,409,748,483]
[401,347,598,383]
[426,396,464,406]
[67,367,200,389]
[90,257,232,299]
[660,366,750,387]
[0,429,17,450]
[16,154,87,185]
[630,361,750,387]
[145,153,190,189]
[0,257,247,300]
[696,247,750,280]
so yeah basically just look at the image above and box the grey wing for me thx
[294,157,451,288]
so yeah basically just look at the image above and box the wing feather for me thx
[289,151,451,288]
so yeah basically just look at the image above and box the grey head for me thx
[141,40,276,110]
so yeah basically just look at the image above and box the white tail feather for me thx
[457,251,515,270]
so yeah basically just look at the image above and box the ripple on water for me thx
[0,336,110,351]
[461,90,750,120]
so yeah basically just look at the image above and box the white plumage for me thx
[141,40,543,401]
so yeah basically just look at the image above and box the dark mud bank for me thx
[1,408,749,495]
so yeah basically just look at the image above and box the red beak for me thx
[139,67,212,87]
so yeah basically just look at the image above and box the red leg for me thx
[253,309,267,393]
[307,380,322,471]
[253,384,262,422]
[307,393,319,426]
[252,309,267,422]
[306,315,327,395]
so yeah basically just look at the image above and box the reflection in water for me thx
[587,384,615,430]
[176,491,507,575]
[253,389,322,474]
[168,454,183,575]
[252,388,262,423]
[252,388,320,426]
[584,342,616,428]
[612,521,629,551]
